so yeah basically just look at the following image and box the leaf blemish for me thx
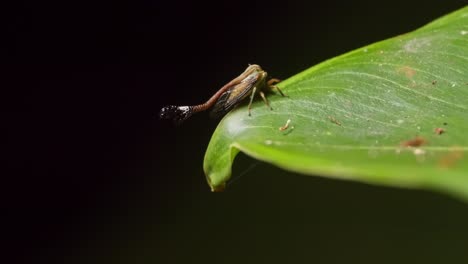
[413,148,427,162]
[413,148,426,156]
[403,37,432,53]
[328,116,342,126]
[397,66,416,78]
[401,136,426,147]
[439,148,464,168]
[279,119,291,131]
[396,137,428,160]
[434,127,445,135]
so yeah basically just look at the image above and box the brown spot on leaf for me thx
[438,148,464,169]
[328,116,341,126]
[397,66,416,78]
[401,136,426,147]
[434,127,445,135]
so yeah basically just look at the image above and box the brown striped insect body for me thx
[159,64,285,124]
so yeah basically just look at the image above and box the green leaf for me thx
[204,7,468,200]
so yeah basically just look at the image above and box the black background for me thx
[6,1,468,263]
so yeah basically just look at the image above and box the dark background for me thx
[6,0,468,263]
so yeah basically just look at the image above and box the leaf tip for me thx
[204,143,237,192]
[205,168,229,192]
[209,181,226,192]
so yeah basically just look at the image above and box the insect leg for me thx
[267,79,287,97]
[259,91,272,110]
[248,86,257,116]
[268,78,281,85]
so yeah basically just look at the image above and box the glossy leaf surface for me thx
[204,7,468,200]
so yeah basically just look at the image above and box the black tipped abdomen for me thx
[159,105,194,124]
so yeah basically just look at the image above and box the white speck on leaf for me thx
[413,148,426,162]
[413,148,425,155]
[404,37,432,53]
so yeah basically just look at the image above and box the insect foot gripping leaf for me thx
[204,7,468,201]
